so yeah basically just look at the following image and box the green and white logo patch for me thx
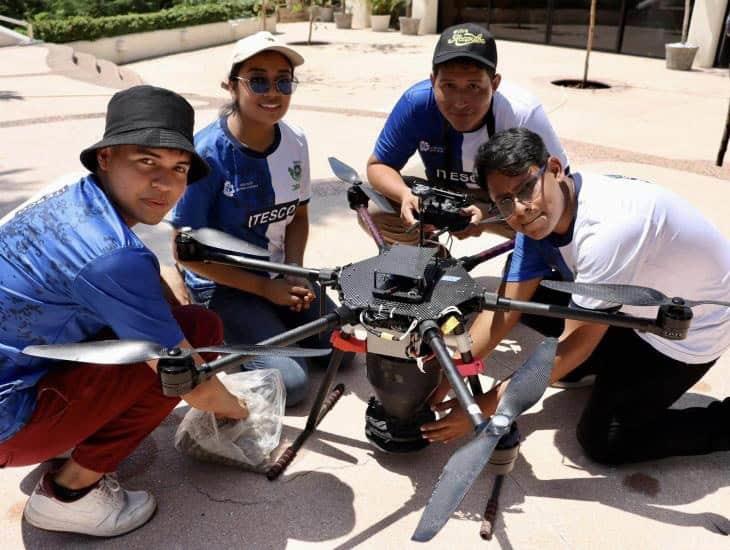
[288,161,302,190]
[448,28,486,47]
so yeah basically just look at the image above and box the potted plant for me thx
[371,0,402,32]
[665,0,698,70]
[334,1,352,29]
[398,0,419,35]
[316,0,335,22]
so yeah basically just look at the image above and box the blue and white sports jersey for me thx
[170,118,311,294]
[0,175,183,442]
[373,79,568,189]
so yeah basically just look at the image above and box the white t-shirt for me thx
[506,172,730,364]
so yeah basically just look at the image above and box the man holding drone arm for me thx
[365,23,568,244]
[0,86,248,537]
[422,128,730,465]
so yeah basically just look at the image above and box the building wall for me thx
[438,0,728,67]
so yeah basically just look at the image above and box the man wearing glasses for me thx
[365,23,569,244]
[421,128,730,465]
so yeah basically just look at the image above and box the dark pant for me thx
[0,305,223,472]
[524,287,729,464]
[207,284,349,407]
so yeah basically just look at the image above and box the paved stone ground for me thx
[0,21,729,550]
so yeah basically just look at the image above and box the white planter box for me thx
[65,16,275,65]
[371,14,391,32]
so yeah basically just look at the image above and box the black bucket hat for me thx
[80,85,209,183]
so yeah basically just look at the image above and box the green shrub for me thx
[31,0,257,43]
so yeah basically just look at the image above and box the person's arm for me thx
[470,277,543,359]
[173,337,248,419]
[284,203,309,266]
[73,249,247,418]
[173,237,309,309]
[159,264,190,306]
[422,317,608,443]
[283,203,315,311]
[367,155,421,228]
[367,88,423,225]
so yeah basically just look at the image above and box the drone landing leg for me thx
[266,348,347,480]
[480,474,504,540]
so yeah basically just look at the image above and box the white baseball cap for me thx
[227,31,304,77]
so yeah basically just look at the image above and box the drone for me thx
[24,158,728,543]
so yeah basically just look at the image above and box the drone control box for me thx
[372,247,441,304]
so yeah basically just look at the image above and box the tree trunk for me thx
[582,0,597,88]
[680,0,691,44]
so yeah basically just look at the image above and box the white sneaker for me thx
[23,473,156,537]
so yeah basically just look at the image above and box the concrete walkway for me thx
[0,21,729,549]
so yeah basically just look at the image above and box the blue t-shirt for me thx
[170,117,311,294]
[0,176,183,442]
[373,79,569,189]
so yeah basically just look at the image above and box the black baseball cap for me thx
[433,23,498,71]
[80,85,209,183]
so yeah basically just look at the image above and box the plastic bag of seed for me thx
[174,369,285,472]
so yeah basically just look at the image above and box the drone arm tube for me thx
[420,321,487,430]
[491,295,658,333]
[199,305,358,380]
[177,256,270,296]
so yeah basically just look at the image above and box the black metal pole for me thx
[267,348,348,480]
[459,239,514,272]
[204,250,325,280]
[419,321,486,429]
[355,205,388,253]
[484,293,657,332]
[199,306,356,380]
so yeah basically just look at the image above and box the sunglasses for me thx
[494,165,547,219]
[232,75,299,96]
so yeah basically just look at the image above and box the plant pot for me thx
[371,14,391,32]
[319,6,334,22]
[665,42,699,71]
[334,12,352,29]
[399,16,420,35]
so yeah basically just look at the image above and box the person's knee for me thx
[173,304,224,347]
[576,419,630,466]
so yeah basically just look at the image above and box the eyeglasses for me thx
[494,165,546,219]
[232,75,299,96]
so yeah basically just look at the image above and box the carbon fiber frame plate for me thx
[338,245,484,320]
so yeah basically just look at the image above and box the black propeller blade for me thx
[541,281,730,309]
[184,227,270,258]
[411,337,557,542]
[23,340,331,365]
[328,156,396,214]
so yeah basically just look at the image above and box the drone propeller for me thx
[328,156,396,215]
[23,340,330,365]
[412,338,557,542]
[183,227,270,258]
[541,281,730,309]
